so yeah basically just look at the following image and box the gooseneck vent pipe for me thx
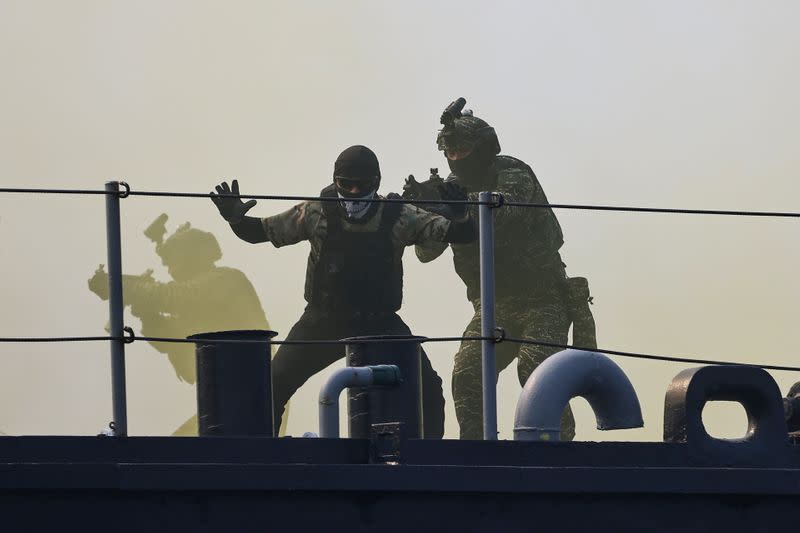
[319,365,401,438]
[514,349,644,441]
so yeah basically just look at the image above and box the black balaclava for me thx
[447,142,497,191]
[333,145,381,222]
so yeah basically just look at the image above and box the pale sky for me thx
[0,0,798,440]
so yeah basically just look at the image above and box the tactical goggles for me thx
[436,132,476,160]
[334,175,379,196]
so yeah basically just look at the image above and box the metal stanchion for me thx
[105,181,127,435]
[479,191,497,440]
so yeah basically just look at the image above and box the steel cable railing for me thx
[1,182,798,437]
[2,185,799,217]
[2,333,800,374]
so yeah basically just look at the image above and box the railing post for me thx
[478,191,497,440]
[105,181,128,436]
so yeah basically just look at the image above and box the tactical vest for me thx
[305,185,404,312]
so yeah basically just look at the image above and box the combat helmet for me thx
[436,97,501,160]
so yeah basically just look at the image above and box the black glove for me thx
[402,174,468,221]
[210,179,257,224]
[402,173,444,202]
[436,180,469,220]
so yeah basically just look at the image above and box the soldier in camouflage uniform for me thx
[411,98,595,440]
[210,145,476,437]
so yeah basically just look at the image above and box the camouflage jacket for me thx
[261,197,453,305]
[416,155,565,302]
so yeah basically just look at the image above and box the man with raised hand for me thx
[211,145,476,437]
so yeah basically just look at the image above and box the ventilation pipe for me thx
[319,365,402,438]
[346,336,424,439]
[189,329,276,437]
[514,349,643,441]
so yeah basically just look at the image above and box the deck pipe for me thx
[319,365,401,438]
[514,349,644,441]
[347,336,423,438]
[189,330,277,436]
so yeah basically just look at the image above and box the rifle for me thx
[402,168,445,203]
[401,168,469,221]
[88,264,156,304]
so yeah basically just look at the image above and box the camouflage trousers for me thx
[271,307,445,438]
[453,294,575,440]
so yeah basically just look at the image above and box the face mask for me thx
[338,190,375,220]
[446,144,495,190]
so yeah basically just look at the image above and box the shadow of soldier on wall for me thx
[88,213,285,435]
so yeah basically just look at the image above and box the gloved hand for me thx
[402,173,444,202]
[403,177,468,221]
[435,180,469,221]
[210,179,257,224]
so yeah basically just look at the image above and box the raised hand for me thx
[210,179,257,224]
[402,172,444,201]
